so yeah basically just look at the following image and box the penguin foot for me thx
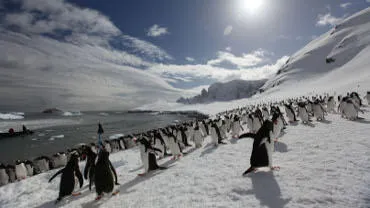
[72,192,81,196]
[95,195,103,201]
[271,166,280,171]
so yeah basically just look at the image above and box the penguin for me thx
[51,152,68,168]
[326,96,336,113]
[252,113,262,133]
[83,146,97,190]
[24,160,34,177]
[218,119,227,139]
[178,126,191,147]
[297,102,310,124]
[0,163,9,186]
[104,140,112,153]
[15,160,27,180]
[350,92,362,107]
[6,165,16,182]
[210,121,226,146]
[161,128,182,160]
[238,120,276,175]
[118,137,127,150]
[94,149,120,200]
[313,99,326,121]
[338,96,349,117]
[231,115,243,138]
[49,152,83,203]
[191,123,203,148]
[34,156,50,174]
[284,103,297,123]
[136,136,166,175]
[247,114,254,132]
[152,131,166,159]
[343,99,364,120]
[199,120,208,136]
[365,91,370,105]
[262,106,270,120]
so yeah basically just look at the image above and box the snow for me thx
[0,111,369,208]
[0,112,24,120]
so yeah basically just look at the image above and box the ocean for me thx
[0,111,206,164]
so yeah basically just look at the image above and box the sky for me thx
[0,0,369,111]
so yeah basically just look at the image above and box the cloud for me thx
[224,25,233,36]
[185,57,195,62]
[340,2,352,9]
[0,0,178,111]
[147,51,289,85]
[316,13,345,27]
[147,24,169,37]
[207,49,268,69]
[225,46,232,51]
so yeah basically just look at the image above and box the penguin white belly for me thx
[210,128,218,145]
[139,145,149,172]
[313,105,324,120]
[339,102,346,116]
[25,164,33,176]
[247,118,253,132]
[285,108,294,122]
[232,122,241,136]
[15,163,27,180]
[105,143,112,153]
[193,131,203,148]
[252,119,261,132]
[219,125,226,139]
[344,104,358,120]
[154,140,165,158]
[168,137,181,155]
[262,110,269,120]
[199,124,207,136]
[327,100,335,112]
[0,169,9,186]
[299,108,309,122]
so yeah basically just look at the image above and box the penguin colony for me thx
[0,90,368,202]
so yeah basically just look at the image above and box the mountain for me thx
[176,79,266,104]
[260,7,370,94]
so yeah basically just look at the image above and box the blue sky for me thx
[0,0,369,110]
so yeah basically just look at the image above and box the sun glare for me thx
[240,0,264,14]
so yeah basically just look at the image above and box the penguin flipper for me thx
[238,133,256,139]
[48,168,63,183]
[109,161,119,184]
[75,169,83,188]
[83,163,90,180]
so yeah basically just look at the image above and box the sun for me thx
[240,0,264,14]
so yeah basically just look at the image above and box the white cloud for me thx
[316,13,344,27]
[147,51,289,84]
[224,25,233,36]
[147,24,169,37]
[225,47,232,51]
[207,49,268,69]
[0,0,177,111]
[340,3,352,9]
[185,57,195,62]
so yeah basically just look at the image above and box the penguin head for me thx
[15,160,23,165]
[0,163,5,169]
[97,149,110,161]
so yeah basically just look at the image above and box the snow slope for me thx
[0,108,369,208]
[261,7,370,92]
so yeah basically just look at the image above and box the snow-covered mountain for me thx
[261,7,370,93]
[177,79,266,104]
